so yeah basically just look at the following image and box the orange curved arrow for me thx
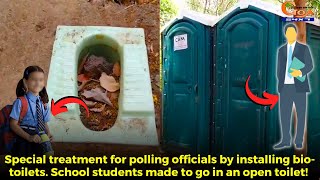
[245,76,279,110]
[51,96,89,117]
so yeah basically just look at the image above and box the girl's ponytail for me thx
[39,86,49,105]
[16,78,26,97]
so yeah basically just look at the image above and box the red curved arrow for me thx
[51,96,89,117]
[245,76,279,110]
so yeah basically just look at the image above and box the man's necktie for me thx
[36,99,46,132]
[288,45,293,78]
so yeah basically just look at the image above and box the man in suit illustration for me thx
[274,24,313,150]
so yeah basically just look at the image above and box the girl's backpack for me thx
[0,96,28,154]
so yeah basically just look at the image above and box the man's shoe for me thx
[273,142,291,150]
[295,143,303,149]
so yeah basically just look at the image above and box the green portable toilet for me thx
[161,11,217,154]
[214,1,286,156]
[161,0,320,156]
[213,1,320,156]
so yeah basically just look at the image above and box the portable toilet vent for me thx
[47,26,158,146]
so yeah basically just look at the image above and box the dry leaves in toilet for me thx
[82,87,113,107]
[99,72,120,92]
[78,54,121,131]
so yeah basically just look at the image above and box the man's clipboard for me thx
[288,57,306,82]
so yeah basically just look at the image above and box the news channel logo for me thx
[281,1,315,22]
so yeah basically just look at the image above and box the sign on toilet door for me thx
[174,34,188,51]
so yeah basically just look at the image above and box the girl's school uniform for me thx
[9,92,50,156]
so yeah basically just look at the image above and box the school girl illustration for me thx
[9,66,53,156]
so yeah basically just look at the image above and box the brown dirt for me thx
[0,0,160,155]
[78,74,119,131]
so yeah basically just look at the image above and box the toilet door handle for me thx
[163,58,168,80]
[194,84,198,94]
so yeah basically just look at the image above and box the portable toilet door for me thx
[162,17,212,154]
[214,8,275,156]
[306,23,320,158]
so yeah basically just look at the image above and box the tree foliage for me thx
[309,0,320,18]
[160,0,319,27]
[160,0,178,27]
[186,0,237,15]
[184,0,319,18]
